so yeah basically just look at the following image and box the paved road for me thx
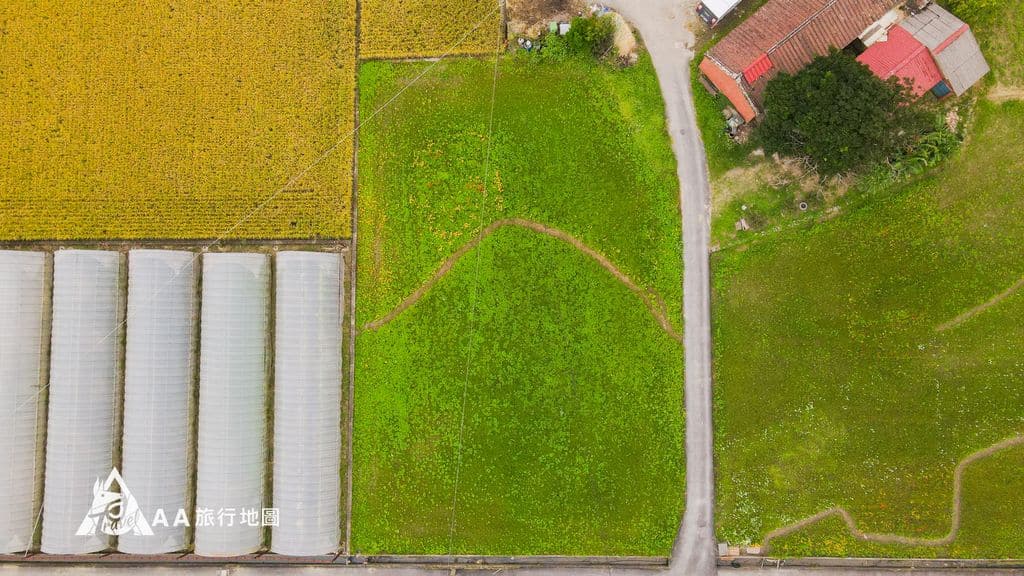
[597,1,716,575]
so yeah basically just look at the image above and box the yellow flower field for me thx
[359,0,501,59]
[0,0,356,240]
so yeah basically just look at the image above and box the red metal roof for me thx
[707,0,899,74]
[743,53,775,83]
[857,25,944,97]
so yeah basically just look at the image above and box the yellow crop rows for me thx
[0,0,356,240]
[359,0,501,59]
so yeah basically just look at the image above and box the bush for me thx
[755,49,930,177]
[945,0,1000,20]
[566,14,616,57]
[889,128,961,178]
[539,15,616,60]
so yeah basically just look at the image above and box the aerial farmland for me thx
[0,0,357,239]
[352,54,685,555]
[0,0,689,565]
[0,0,1022,572]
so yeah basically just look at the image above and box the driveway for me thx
[596,1,717,575]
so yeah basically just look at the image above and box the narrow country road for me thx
[597,1,717,575]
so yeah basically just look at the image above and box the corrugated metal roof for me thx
[900,3,964,51]
[743,53,775,83]
[933,27,990,95]
[708,0,899,73]
[900,3,989,95]
[857,25,943,97]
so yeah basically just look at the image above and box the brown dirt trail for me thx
[360,217,682,342]
[761,435,1024,553]
[935,276,1024,332]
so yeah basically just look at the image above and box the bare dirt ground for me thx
[360,217,682,342]
[987,84,1024,103]
[710,157,838,215]
[506,0,585,37]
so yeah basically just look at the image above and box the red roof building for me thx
[699,1,990,121]
[700,0,899,121]
[856,25,943,97]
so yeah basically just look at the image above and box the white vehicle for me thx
[697,0,742,26]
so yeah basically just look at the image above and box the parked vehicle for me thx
[697,0,742,26]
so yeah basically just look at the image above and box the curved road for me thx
[598,1,717,574]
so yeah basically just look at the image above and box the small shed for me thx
[899,3,990,95]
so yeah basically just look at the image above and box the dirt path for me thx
[987,84,1024,103]
[361,217,683,342]
[761,435,1024,553]
[936,276,1024,332]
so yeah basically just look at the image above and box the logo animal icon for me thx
[75,468,154,537]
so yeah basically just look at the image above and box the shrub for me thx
[889,128,961,178]
[945,0,1000,20]
[540,15,616,60]
[566,14,616,57]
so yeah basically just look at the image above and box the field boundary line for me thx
[360,218,683,343]
[343,0,363,554]
[935,276,1024,332]
[761,434,1024,553]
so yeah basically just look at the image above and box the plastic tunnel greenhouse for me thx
[271,252,343,556]
[119,250,196,554]
[42,250,122,554]
[194,253,270,557]
[0,251,47,554]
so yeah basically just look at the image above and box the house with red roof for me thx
[699,0,990,122]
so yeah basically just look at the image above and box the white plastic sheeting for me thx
[194,253,270,557]
[271,252,342,556]
[42,250,121,554]
[119,250,196,554]
[0,251,47,554]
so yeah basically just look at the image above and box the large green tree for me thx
[756,49,928,176]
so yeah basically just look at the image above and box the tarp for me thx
[0,251,47,554]
[271,252,343,556]
[194,253,270,557]
[119,250,196,554]
[42,250,121,554]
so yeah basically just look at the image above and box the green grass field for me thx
[351,54,685,555]
[710,0,1024,558]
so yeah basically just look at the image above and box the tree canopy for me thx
[755,49,929,176]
